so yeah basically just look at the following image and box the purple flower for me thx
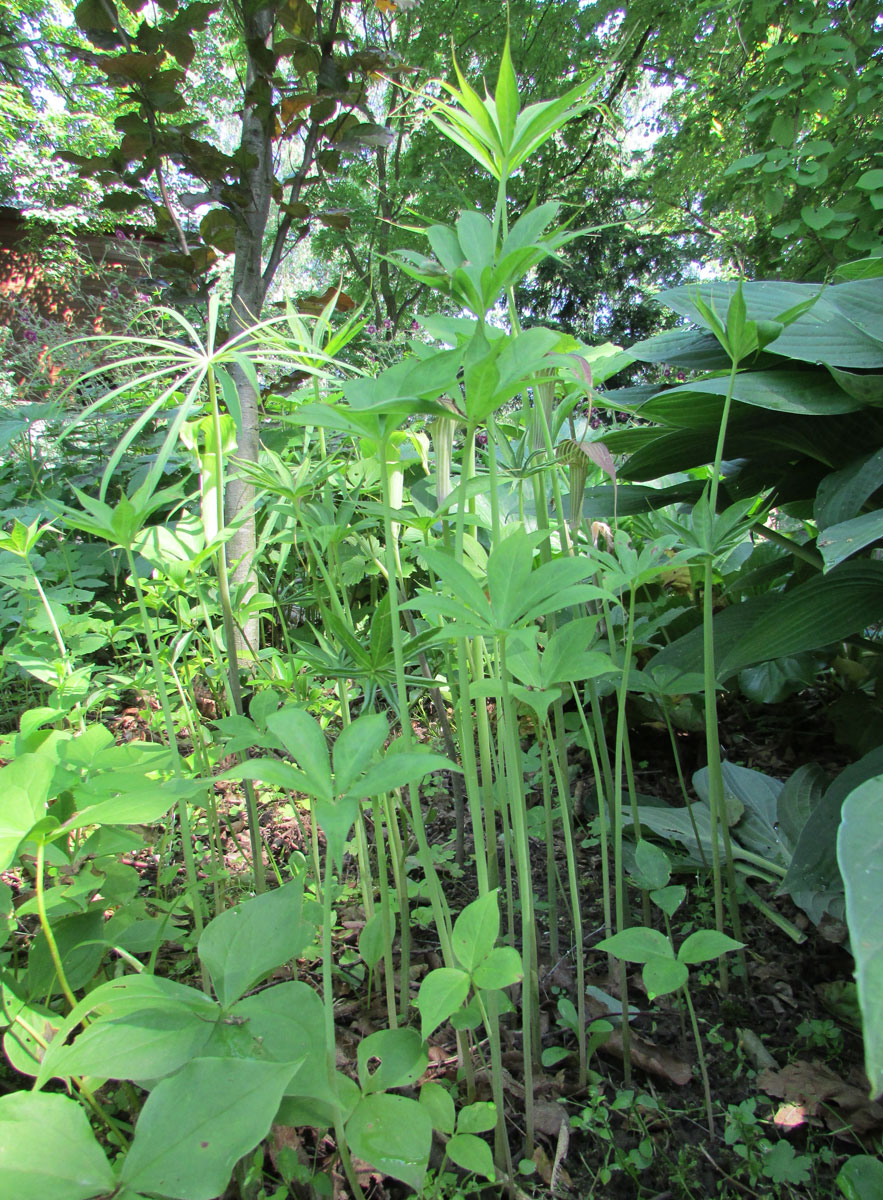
[676,370,686,382]
[383,318,392,330]
[616,411,629,424]
[475,430,488,447]
[23,329,38,343]
[410,319,420,331]
[365,323,376,334]
[590,413,602,429]
[109,286,120,300]
[136,292,149,302]
[114,229,127,241]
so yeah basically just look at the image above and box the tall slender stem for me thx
[124,547,205,940]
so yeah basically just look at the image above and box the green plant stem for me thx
[321,852,368,1200]
[207,370,266,893]
[546,723,588,1087]
[569,684,612,941]
[383,790,412,1025]
[371,795,398,1029]
[378,433,454,961]
[496,639,537,1152]
[475,989,515,1178]
[35,840,78,1010]
[702,359,745,987]
[124,547,206,941]
[539,739,559,965]
[683,983,715,1137]
[612,587,638,1084]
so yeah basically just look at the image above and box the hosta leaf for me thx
[838,776,883,1099]
[718,561,883,675]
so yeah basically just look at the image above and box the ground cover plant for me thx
[1,14,883,1200]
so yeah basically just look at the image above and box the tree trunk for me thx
[225,3,278,656]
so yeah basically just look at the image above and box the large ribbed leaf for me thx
[641,369,860,416]
[784,747,883,927]
[647,562,883,686]
[718,561,883,674]
[627,328,732,370]
[815,449,883,528]
[838,775,883,1099]
[659,281,883,368]
[827,366,883,407]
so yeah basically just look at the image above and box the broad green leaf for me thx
[837,1154,883,1199]
[0,1091,115,1200]
[650,884,687,917]
[493,36,519,145]
[64,778,208,830]
[834,259,883,283]
[120,1057,301,1200]
[419,1081,455,1135]
[26,909,106,1000]
[472,946,523,990]
[2,993,60,1078]
[785,747,883,925]
[447,1133,496,1181]
[815,450,883,528]
[660,280,883,369]
[457,1100,497,1134]
[36,974,218,1088]
[452,891,500,971]
[0,753,54,871]
[596,927,673,963]
[43,1007,215,1083]
[222,756,312,796]
[693,762,784,863]
[226,982,331,1099]
[642,955,688,999]
[342,751,456,805]
[345,1094,432,1191]
[777,764,827,855]
[417,967,470,1040]
[818,509,883,569]
[654,370,860,416]
[359,910,394,970]
[837,775,883,1099]
[357,1028,427,1095]
[633,840,672,890]
[678,930,745,964]
[197,878,314,1007]
[717,561,883,677]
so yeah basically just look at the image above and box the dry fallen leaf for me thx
[532,1099,568,1138]
[600,1029,693,1087]
[758,1059,883,1135]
